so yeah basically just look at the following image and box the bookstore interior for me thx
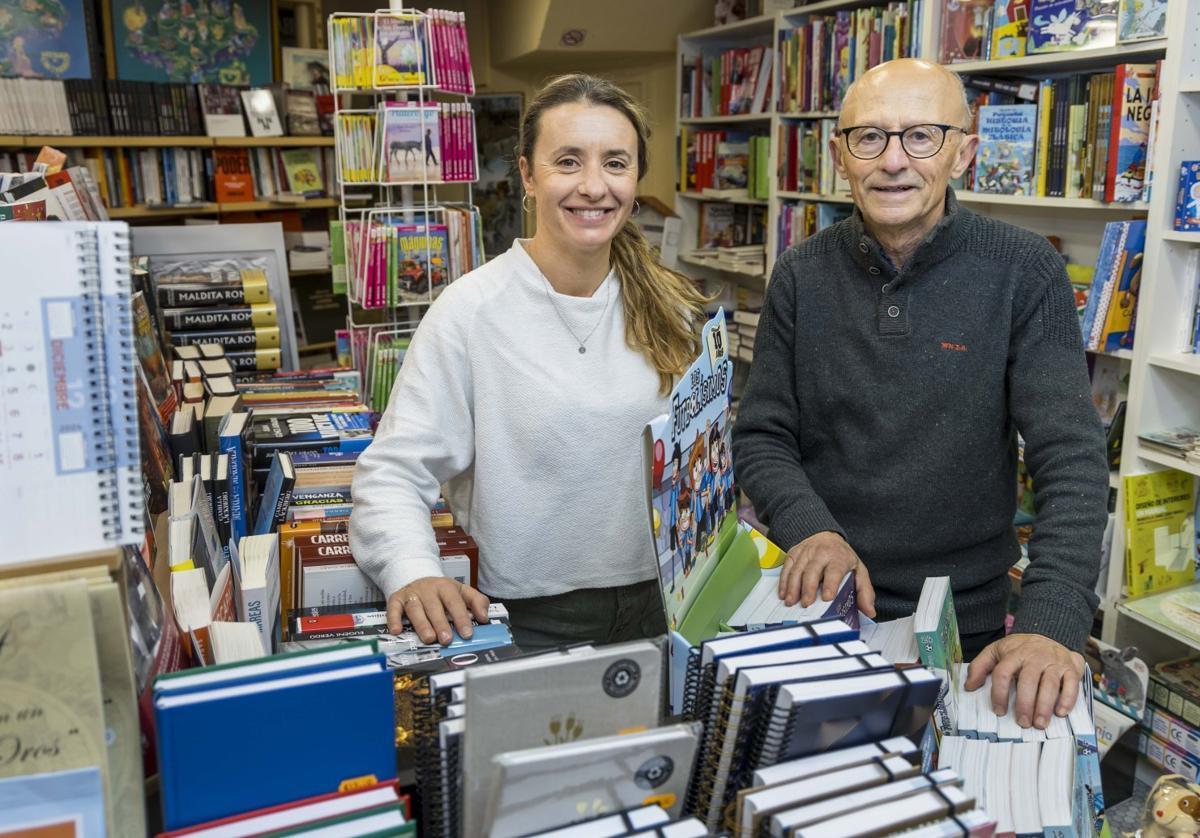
[9,0,1200,833]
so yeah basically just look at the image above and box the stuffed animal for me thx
[1139,775,1200,838]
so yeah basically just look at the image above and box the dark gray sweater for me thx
[732,191,1108,651]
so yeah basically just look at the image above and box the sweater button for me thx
[868,266,880,275]
[881,284,889,294]
[887,305,900,318]
[859,242,870,253]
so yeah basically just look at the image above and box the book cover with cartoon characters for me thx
[1028,0,1118,52]
[1105,63,1157,203]
[973,104,1037,195]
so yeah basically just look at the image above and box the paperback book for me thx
[973,104,1037,195]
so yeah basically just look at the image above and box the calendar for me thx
[0,223,142,568]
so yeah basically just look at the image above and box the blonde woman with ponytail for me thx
[351,73,709,651]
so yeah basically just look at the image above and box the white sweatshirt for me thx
[350,240,668,599]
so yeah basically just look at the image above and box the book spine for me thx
[162,305,276,332]
[172,326,281,351]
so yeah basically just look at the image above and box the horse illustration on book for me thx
[388,139,422,175]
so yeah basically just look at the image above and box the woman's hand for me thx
[387,576,491,645]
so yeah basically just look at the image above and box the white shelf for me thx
[678,253,766,281]
[955,191,1150,212]
[678,191,769,206]
[680,12,777,41]
[1117,603,1200,652]
[1181,79,1200,93]
[947,41,1167,75]
[1161,230,1200,242]
[777,190,855,203]
[680,113,773,125]
[1148,353,1200,375]
[1088,347,1135,360]
[1136,445,1200,477]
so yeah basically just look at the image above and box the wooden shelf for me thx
[1147,353,1200,375]
[680,113,773,125]
[955,190,1150,212]
[108,203,219,219]
[0,135,332,148]
[779,110,839,119]
[218,198,338,212]
[214,136,335,147]
[777,190,855,203]
[1135,445,1200,477]
[677,191,769,206]
[947,41,1166,75]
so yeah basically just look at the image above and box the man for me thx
[732,59,1108,730]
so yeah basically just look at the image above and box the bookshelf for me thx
[675,5,1197,659]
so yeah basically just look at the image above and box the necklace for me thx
[539,270,613,355]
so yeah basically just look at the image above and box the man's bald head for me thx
[840,59,972,132]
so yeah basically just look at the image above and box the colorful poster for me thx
[111,0,272,84]
[0,0,94,78]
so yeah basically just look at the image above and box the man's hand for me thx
[387,576,491,645]
[965,632,1084,729]
[780,531,876,617]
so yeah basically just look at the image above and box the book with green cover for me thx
[914,576,963,734]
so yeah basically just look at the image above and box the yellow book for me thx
[1035,80,1053,197]
[1124,470,1196,597]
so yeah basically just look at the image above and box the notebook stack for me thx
[679,618,943,833]
[409,639,708,837]
[152,643,397,831]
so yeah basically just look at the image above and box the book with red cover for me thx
[214,148,255,203]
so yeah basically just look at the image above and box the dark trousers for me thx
[497,580,668,652]
[960,625,1007,662]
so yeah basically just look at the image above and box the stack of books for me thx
[1140,656,1200,781]
[727,309,759,365]
[1138,427,1200,462]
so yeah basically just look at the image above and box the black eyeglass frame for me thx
[835,123,968,160]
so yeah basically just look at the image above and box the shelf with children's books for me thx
[681,113,775,124]
[213,136,336,148]
[955,191,1151,211]
[108,203,221,219]
[1147,352,1200,375]
[328,7,483,410]
[947,41,1167,75]
[1161,230,1200,242]
[682,11,780,41]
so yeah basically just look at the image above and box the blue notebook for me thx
[155,655,396,829]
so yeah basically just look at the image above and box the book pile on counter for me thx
[728,309,760,365]
[1139,655,1200,781]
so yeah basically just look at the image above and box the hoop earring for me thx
[631,200,641,218]
[522,194,535,213]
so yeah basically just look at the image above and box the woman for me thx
[350,74,709,651]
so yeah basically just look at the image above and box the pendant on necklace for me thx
[578,346,586,354]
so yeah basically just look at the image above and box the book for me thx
[172,326,282,352]
[914,576,963,736]
[236,533,282,655]
[1106,63,1158,203]
[162,303,279,332]
[1028,0,1119,51]
[1175,161,1200,231]
[153,646,396,830]
[1095,220,1146,351]
[990,0,1031,57]
[460,641,665,838]
[1118,0,1167,40]
[240,88,284,138]
[482,724,701,837]
[284,89,321,136]
[938,0,994,62]
[0,767,107,836]
[973,104,1037,195]
[250,411,373,469]
[373,14,426,86]
[198,84,246,137]
[381,103,443,182]
[0,222,142,567]
[1123,468,1196,596]
[252,451,296,536]
[280,148,325,196]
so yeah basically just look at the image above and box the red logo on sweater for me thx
[940,341,968,352]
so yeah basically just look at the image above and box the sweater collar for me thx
[845,187,972,279]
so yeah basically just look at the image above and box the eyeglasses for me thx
[836,124,967,160]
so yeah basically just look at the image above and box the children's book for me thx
[1106,63,1158,203]
[938,0,994,62]
[395,222,450,301]
[239,89,283,138]
[973,104,1037,195]
[373,14,425,87]
[1176,161,1200,231]
[990,0,1031,58]
[380,104,442,183]
[1118,0,1167,41]
[1028,0,1118,51]
[279,149,325,197]
[698,203,737,249]
[1095,220,1146,351]
[642,311,856,645]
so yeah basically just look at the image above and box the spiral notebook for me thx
[0,222,142,567]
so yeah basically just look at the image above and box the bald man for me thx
[733,59,1108,730]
